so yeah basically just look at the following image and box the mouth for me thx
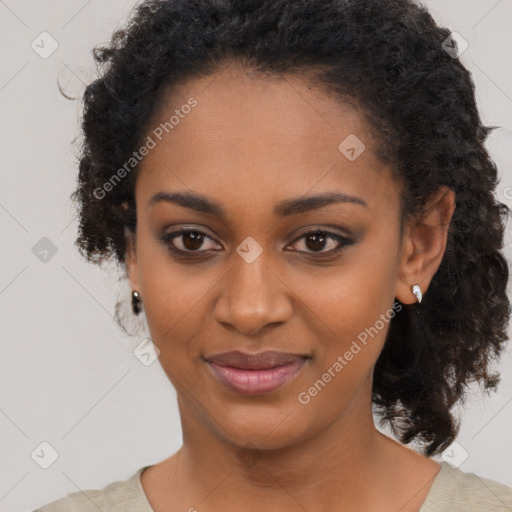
[203,350,310,395]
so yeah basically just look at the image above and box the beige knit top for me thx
[33,461,512,511]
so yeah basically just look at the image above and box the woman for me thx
[35,0,512,510]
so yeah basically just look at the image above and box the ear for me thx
[124,226,139,292]
[395,185,456,304]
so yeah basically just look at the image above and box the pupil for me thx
[183,232,204,251]
[306,233,326,252]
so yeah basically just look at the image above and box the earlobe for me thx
[395,225,424,305]
[395,186,456,305]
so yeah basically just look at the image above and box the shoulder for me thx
[32,467,151,512]
[421,462,512,512]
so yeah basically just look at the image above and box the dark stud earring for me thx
[132,290,142,315]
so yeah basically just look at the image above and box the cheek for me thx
[302,246,397,354]
[298,236,399,393]
[136,230,204,346]
[138,263,209,394]
[135,228,233,392]
[293,274,398,433]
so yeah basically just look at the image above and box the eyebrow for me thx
[147,190,368,217]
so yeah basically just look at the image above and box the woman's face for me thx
[126,63,417,450]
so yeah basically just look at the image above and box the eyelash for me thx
[158,228,355,259]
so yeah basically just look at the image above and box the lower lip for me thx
[206,359,307,395]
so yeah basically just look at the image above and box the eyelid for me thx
[158,228,222,253]
[289,224,353,240]
[285,230,354,256]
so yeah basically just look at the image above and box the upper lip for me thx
[204,350,309,370]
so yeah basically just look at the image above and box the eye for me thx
[286,230,355,256]
[158,228,355,258]
[158,229,221,255]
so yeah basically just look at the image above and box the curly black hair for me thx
[69,0,511,456]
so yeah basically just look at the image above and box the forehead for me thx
[135,63,399,213]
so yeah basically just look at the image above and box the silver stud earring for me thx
[412,284,422,303]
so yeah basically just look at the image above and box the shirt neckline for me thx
[130,461,452,511]
[131,465,155,511]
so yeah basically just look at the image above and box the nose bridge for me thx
[214,244,292,335]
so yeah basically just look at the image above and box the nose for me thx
[213,253,293,336]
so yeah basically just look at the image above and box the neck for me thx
[168,376,427,512]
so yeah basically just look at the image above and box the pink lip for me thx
[204,350,309,395]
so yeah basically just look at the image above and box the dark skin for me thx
[125,62,456,512]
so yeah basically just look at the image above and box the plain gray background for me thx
[1,0,511,510]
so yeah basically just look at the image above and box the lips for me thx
[204,350,309,395]
[205,350,307,370]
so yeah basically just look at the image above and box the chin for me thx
[209,400,316,451]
